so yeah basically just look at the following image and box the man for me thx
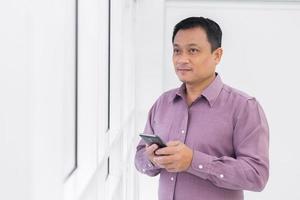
[135,17,269,200]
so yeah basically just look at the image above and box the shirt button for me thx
[198,165,203,169]
[142,169,146,173]
[171,177,174,181]
[220,174,224,178]
[181,130,185,134]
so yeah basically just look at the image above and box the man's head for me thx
[172,17,223,86]
[172,17,222,52]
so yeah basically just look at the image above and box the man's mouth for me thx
[177,68,192,72]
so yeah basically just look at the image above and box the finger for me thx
[166,140,181,147]
[146,144,159,153]
[150,156,159,166]
[153,155,176,165]
[155,146,177,155]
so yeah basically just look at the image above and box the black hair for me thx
[172,17,222,52]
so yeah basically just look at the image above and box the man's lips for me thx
[176,68,192,71]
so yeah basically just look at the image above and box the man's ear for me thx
[213,47,223,64]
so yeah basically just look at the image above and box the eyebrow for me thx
[173,43,200,48]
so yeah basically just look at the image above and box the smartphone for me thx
[139,133,167,148]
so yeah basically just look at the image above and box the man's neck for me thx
[185,74,216,106]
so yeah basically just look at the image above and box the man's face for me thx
[172,27,222,85]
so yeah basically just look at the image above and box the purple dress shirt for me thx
[135,74,269,200]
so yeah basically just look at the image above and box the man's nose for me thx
[176,52,190,64]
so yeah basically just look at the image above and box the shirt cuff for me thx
[139,158,160,176]
[186,150,215,180]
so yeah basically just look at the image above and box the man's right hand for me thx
[145,144,159,166]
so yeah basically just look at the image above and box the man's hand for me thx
[153,141,193,172]
[144,143,160,166]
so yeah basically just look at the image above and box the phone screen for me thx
[139,133,167,148]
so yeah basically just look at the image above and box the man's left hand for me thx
[153,141,193,172]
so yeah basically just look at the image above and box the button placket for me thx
[179,111,189,142]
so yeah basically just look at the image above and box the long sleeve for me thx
[135,104,162,177]
[186,98,269,191]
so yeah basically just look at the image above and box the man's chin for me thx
[178,77,189,83]
[178,77,191,84]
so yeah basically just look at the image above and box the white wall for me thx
[0,0,139,200]
[0,1,34,199]
[0,0,70,199]
[135,0,300,200]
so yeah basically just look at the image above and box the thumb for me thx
[147,144,159,152]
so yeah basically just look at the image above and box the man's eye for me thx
[189,48,199,53]
[173,49,180,54]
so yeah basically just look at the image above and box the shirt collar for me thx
[171,73,224,107]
